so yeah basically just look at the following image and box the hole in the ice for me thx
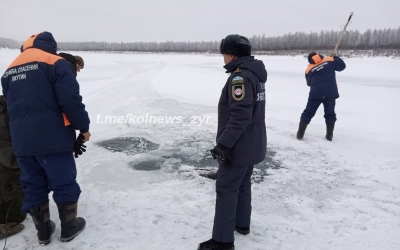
[96,137,160,155]
[96,136,281,183]
[183,148,282,183]
[251,149,283,183]
[130,160,162,171]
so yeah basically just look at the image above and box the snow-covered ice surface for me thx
[1,49,399,250]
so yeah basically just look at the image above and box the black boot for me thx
[29,201,55,245]
[57,202,86,242]
[198,239,234,250]
[326,124,335,141]
[235,226,250,235]
[296,122,308,140]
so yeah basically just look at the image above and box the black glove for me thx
[74,134,86,158]
[210,144,233,166]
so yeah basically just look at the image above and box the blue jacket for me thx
[217,56,267,166]
[1,32,90,156]
[305,56,346,99]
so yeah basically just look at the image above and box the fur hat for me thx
[75,55,84,68]
[220,34,252,57]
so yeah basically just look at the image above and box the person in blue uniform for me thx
[198,34,267,250]
[1,32,90,245]
[297,52,346,141]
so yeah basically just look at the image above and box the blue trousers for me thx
[17,152,81,213]
[300,97,337,125]
[212,164,254,243]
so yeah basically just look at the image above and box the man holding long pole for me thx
[296,13,352,141]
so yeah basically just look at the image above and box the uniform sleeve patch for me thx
[232,76,244,85]
[232,84,245,101]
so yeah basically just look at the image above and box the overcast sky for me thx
[1,0,399,43]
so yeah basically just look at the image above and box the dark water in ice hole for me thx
[96,137,282,183]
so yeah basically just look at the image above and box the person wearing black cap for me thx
[58,53,85,77]
[297,52,346,141]
[57,52,88,161]
[198,34,267,250]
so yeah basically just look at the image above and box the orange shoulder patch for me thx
[8,48,62,69]
[22,33,41,51]
[305,57,334,74]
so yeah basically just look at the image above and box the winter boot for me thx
[326,124,335,141]
[235,226,250,235]
[57,202,86,242]
[296,122,308,140]
[0,223,25,240]
[198,239,234,250]
[29,201,55,245]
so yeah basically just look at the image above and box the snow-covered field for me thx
[1,49,399,250]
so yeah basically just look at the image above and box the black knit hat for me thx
[308,52,323,64]
[59,52,77,65]
[220,34,252,57]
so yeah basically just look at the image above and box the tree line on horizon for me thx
[1,28,399,54]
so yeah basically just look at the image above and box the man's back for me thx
[1,32,90,156]
[305,55,346,99]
